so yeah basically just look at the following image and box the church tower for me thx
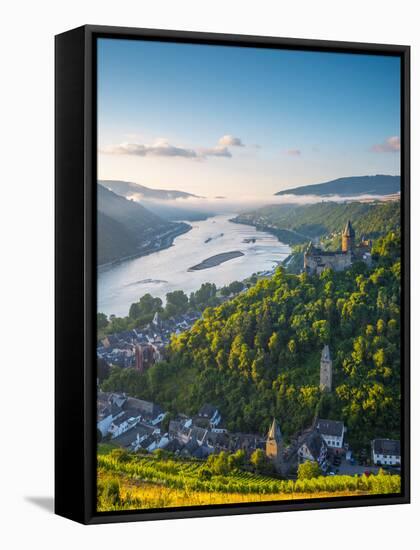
[342,220,355,253]
[266,418,283,468]
[320,345,332,392]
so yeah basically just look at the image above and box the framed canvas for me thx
[55,25,410,525]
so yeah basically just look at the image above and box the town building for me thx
[197,404,222,428]
[108,411,141,439]
[316,419,345,450]
[297,430,329,471]
[371,439,401,466]
[97,392,127,437]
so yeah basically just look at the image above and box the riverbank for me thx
[230,216,308,246]
[98,214,290,317]
[98,222,192,270]
[188,250,244,271]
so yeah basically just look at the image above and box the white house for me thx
[150,411,166,426]
[317,419,345,450]
[108,412,140,439]
[197,404,221,428]
[298,431,329,471]
[97,392,126,437]
[97,409,123,437]
[372,439,401,466]
[123,397,166,426]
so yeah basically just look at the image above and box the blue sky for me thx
[97,38,401,198]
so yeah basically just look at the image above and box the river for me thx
[97,214,290,317]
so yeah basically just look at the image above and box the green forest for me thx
[234,200,400,246]
[102,227,401,452]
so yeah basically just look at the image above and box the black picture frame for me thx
[55,24,410,525]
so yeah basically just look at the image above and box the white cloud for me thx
[101,135,244,160]
[101,139,197,158]
[199,145,232,158]
[370,136,400,153]
[284,149,302,156]
[218,135,244,147]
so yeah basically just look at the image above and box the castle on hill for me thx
[304,220,372,275]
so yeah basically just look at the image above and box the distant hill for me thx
[97,185,190,265]
[97,212,140,264]
[100,180,201,201]
[234,200,400,246]
[275,175,400,197]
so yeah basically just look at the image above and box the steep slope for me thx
[97,184,190,265]
[97,212,140,265]
[98,184,167,234]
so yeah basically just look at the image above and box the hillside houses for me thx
[97,392,166,441]
[99,394,265,460]
[97,311,201,371]
[98,391,400,478]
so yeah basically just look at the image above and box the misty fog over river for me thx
[98,214,290,317]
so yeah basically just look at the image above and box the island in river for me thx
[188,250,244,271]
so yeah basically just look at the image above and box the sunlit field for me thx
[97,446,400,512]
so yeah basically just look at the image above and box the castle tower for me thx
[135,344,144,373]
[320,345,332,392]
[266,418,283,468]
[342,220,355,253]
[152,311,162,328]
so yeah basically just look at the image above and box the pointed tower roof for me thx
[321,344,331,362]
[267,418,282,442]
[342,220,355,238]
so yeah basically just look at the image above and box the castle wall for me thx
[304,252,352,275]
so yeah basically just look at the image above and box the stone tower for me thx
[342,220,355,253]
[320,345,332,392]
[266,418,283,470]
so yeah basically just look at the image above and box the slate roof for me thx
[302,431,326,460]
[168,420,183,436]
[198,404,218,419]
[182,437,199,455]
[112,424,154,448]
[138,435,156,450]
[317,419,344,437]
[163,439,184,453]
[372,439,400,456]
[193,445,213,459]
[123,397,163,418]
[111,410,140,427]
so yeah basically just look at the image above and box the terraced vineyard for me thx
[97,445,401,511]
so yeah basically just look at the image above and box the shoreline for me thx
[98,222,192,270]
[188,250,245,271]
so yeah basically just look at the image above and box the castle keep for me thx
[304,220,372,275]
